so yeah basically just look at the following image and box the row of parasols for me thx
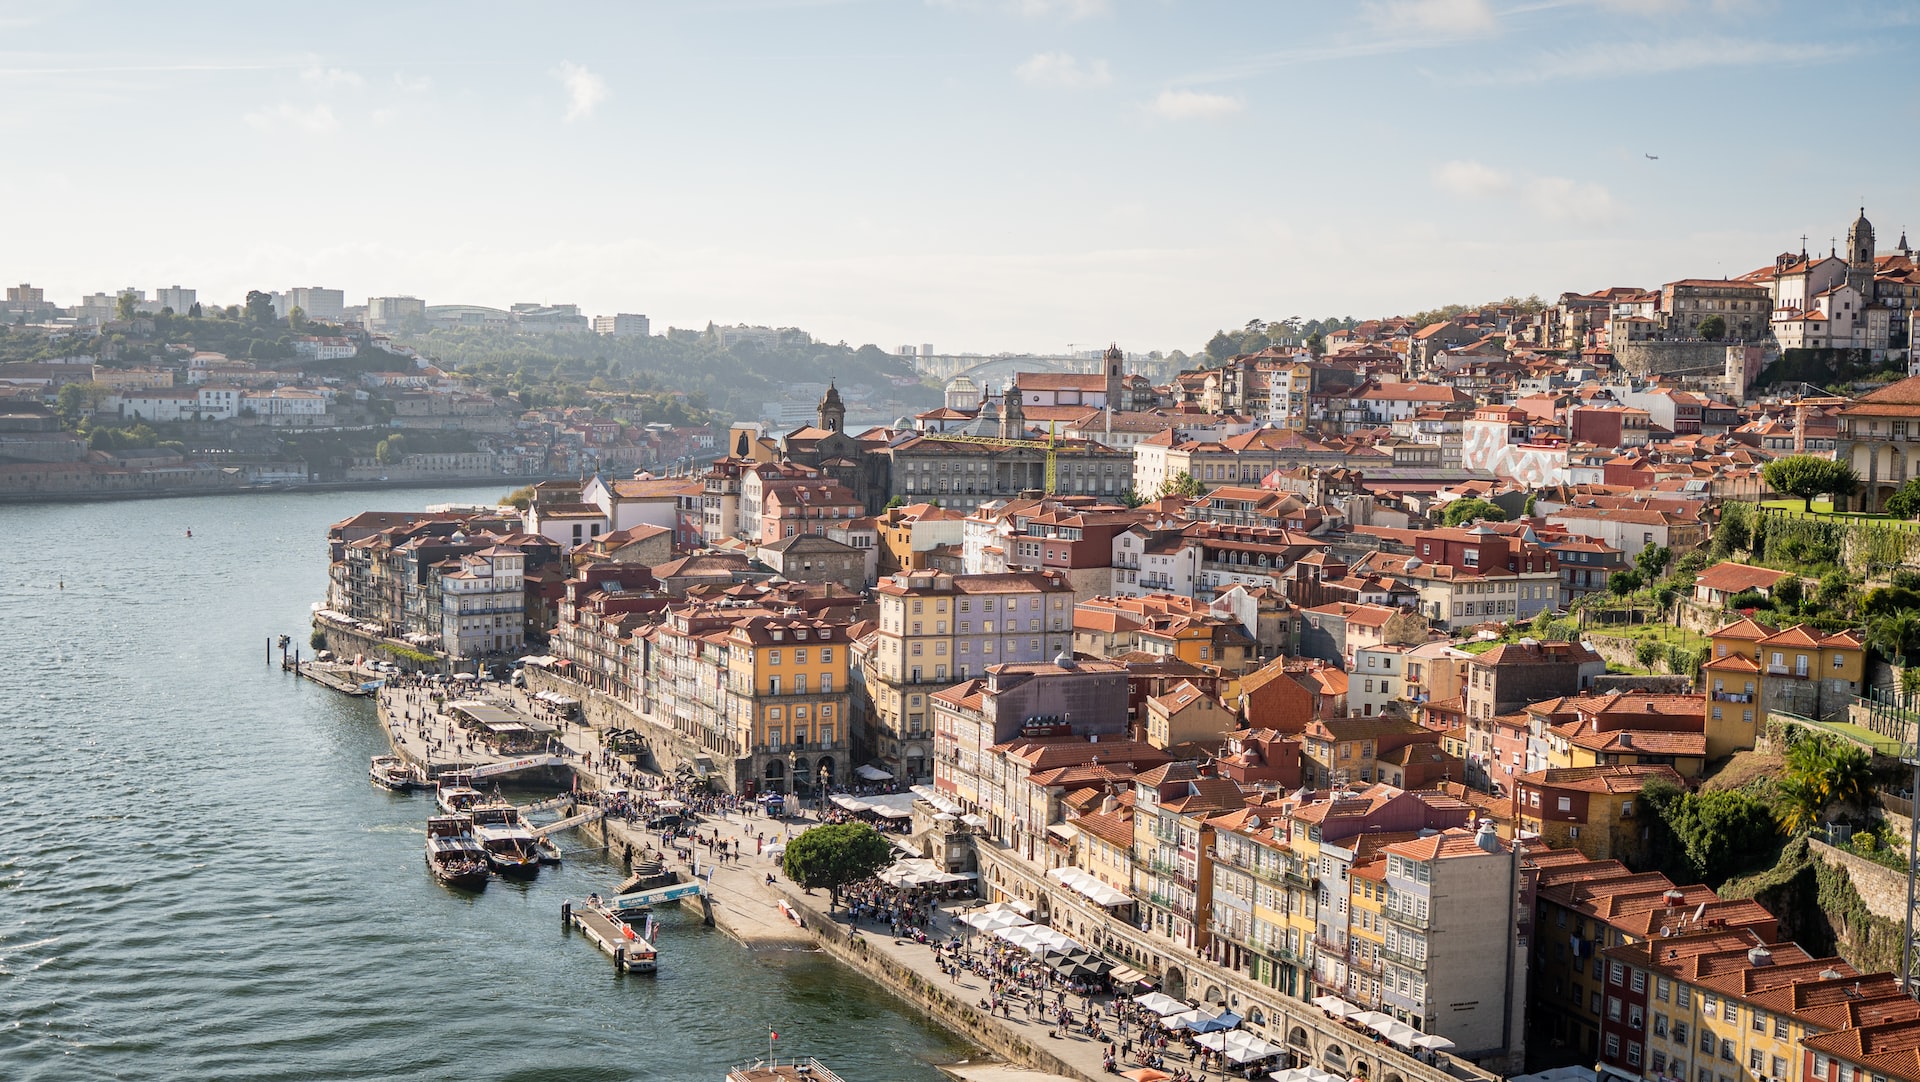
[960,902,1113,981]
[1311,996,1457,1052]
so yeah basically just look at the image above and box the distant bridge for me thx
[916,354,1101,388]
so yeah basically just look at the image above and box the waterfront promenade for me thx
[368,677,1489,1082]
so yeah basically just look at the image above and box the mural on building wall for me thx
[1461,425,1570,488]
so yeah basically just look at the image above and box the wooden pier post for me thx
[561,902,572,926]
[614,945,627,973]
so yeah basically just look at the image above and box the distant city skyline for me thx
[1,1,1913,354]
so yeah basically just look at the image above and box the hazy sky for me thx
[2,0,1913,354]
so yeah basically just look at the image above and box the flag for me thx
[770,1031,778,1041]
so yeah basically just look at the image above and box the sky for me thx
[1,0,1915,355]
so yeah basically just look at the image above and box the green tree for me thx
[501,485,536,511]
[1761,454,1859,512]
[1697,314,1727,341]
[1635,544,1671,580]
[55,381,109,426]
[1777,736,1873,834]
[1441,497,1507,527]
[374,434,407,464]
[288,305,307,331]
[1885,478,1920,519]
[780,822,896,910]
[884,495,905,510]
[1656,787,1778,884]
[1159,471,1204,499]
[1304,333,1325,358]
[1120,489,1146,508]
[244,290,277,325]
[187,301,203,318]
[1867,610,1920,666]
[1672,550,1712,581]
[1610,568,1644,595]
[115,292,138,321]
[1522,494,1538,517]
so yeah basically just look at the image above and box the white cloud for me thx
[300,65,363,89]
[1016,51,1111,88]
[1432,159,1512,198]
[242,102,339,135]
[1459,36,1859,83]
[1362,0,1498,35]
[1149,88,1243,121]
[1521,175,1617,223]
[1432,159,1616,223]
[393,72,433,93]
[555,61,608,122]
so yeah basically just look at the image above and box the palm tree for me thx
[1825,743,1873,810]
[1774,773,1823,835]
[1867,611,1920,666]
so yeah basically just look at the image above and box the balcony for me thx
[1377,941,1427,968]
[1383,906,1430,930]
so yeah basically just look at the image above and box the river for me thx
[0,487,971,1081]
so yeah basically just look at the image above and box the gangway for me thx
[603,881,705,914]
[530,808,603,838]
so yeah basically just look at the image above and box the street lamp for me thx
[819,763,830,816]
[787,749,797,804]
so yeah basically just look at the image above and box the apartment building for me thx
[863,569,1075,783]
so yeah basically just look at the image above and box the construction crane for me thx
[918,424,1060,494]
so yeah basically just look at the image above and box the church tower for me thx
[817,380,845,434]
[1847,207,1876,294]
[999,380,1026,439]
[1104,343,1125,410]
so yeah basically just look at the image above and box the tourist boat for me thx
[370,755,423,791]
[435,784,485,816]
[468,801,542,878]
[534,834,564,865]
[424,816,489,890]
[723,1058,848,1082]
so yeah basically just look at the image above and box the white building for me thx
[1350,643,1412,718]
[1110,525,1198,598]
[294,336,357,360]
[1377,823,1528,1063]
[592,313,650,337]
[286,287,346,322]
[154,285,197,314]
[437,547,525,658]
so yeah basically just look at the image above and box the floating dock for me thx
[284,659,383,697]
[564,901,658,973]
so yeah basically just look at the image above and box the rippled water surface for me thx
[0,488,969,1082]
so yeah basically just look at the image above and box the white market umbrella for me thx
[1411,1033,1456,1052]
[1311,995,1358,1020]
[1377,1021,1423,1047]
[1272,1069,1346,1082]
[1134,991,1188,1016]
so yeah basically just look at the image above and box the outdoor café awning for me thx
[910,784,961,815]
[1047,865,1132,908]
[830,793,914,819]
[1108,965,1151,987]
[855,764,893,781]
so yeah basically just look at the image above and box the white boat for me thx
[569,895,658,973]
[435,784,484,816]
[370,755,423,791]
[468,801,541,878]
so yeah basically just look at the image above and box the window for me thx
[769,650,781,665]
[1630,1005,1644,1031]
[1654,1014,1669,1038]
[1610,962,1625,985]
[1720,1039,1735,1062]
[1606,1035,1620,1059]
[1609,996,1623,1021]
[1631,970,1646,993]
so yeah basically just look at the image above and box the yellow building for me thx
[1602,928,1879,1082]
[1705,618,1867,754]
[1346,859,1390,1009]
[726,613,851,796]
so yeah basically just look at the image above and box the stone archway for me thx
[1203,983,1226,1007]
[764,759,786,793]
[1322,1043,1348,1073]
[1385,1072,1406,1082]
[1355,1062,1371,1077]
[1163,965,1187,1001]
[1289,1026,1310,1049]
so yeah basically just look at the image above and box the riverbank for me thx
[0,471,565,505]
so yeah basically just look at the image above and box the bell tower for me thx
[817,380,845,434]
[999,380,1026,439]
[1104,342,1124,410]
[1847,207,1876,295]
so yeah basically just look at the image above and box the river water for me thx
[0,487,971,1082]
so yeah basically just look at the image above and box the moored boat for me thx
[468,801,541,878]
[567,894,658,973]
[370,755,423,791]
[425,816,489,890]
[435,784,484,816]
